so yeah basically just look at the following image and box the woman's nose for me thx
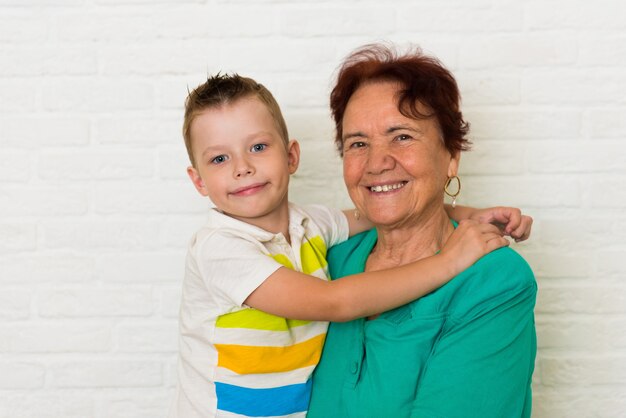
[366,144,395,174]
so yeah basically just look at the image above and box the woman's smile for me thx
[367,181,408,193]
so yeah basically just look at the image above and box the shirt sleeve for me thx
[302,204,350,248]
[410,280,537,418]
[194,230,283,311]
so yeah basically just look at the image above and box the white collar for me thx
[204,202,308,243]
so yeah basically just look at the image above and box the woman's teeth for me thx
[369,182,406,193]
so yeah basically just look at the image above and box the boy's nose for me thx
[234,159,254,178]
[235,168,253,177]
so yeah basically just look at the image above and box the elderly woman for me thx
[307,45,537,417]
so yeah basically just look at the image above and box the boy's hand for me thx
[468,206,533,242]
[439,220,509,275]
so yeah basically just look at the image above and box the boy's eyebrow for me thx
[245,131,276,141]
[200,145,223,158]
[199,131,279,157]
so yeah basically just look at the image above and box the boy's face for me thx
[187,97,299,230]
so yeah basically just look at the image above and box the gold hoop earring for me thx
[444,176,461,208]
[354,209,360,221]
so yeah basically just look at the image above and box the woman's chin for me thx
[364,211,411,228]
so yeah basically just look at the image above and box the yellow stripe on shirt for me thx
[301,236,327,274]
[271,253,294,269]
[215,333,326,374]
[216,308,310,331]
[215,238,329,332]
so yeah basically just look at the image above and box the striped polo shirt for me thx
[170,203,349,418]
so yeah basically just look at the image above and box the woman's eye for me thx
[251,143,267,152]
[348,141,366,149]
[211,155,228,164]
[396,134,412,141]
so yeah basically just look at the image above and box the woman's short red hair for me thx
[331,44,471,156]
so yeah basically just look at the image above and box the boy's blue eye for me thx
[211,155,228,164]
[251,143,267,152]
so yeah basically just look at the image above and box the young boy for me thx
[169,74,529,418]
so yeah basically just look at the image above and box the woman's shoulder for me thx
[447,247,537,318]
[327,228,377,279]
[474,246,536,290]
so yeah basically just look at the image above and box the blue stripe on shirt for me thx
[215,379,311,416]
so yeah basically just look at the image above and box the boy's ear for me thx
[286,139,300,175]
[187,166,209,196]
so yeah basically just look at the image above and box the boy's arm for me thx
[342,209,374,237]
[245,220,508,322]
[445,204,533,242]
[347,205,532,241]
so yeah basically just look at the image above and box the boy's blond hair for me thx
[183,73,290,168]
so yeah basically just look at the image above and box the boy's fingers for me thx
[486,236,510,252]
[478,223,505,236]
[484,207,519,227]
[512,216,533,241]
[482,231,507,242]
[501,209,522,234]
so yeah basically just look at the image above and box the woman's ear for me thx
[187,166,209,196]
[447,150,461,178]
[287,139,301,175]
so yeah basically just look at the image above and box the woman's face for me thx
[341,81,460,229]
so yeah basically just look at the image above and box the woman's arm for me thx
[245,221,508,322]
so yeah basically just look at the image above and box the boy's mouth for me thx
[230,182,268,196]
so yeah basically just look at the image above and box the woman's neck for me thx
[367,207,455,271]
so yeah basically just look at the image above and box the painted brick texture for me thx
[1,1,624,417]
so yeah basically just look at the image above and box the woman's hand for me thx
[439,220,509,274]
[468,206,533,242]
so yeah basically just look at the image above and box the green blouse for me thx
[308,228,537,418]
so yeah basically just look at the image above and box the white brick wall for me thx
[0,1,624,417]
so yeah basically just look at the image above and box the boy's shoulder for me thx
[289,203,343,226]
[188,204,348,258]
[290,203,349,247]
[188,210,275,259]
[197,203,339,234]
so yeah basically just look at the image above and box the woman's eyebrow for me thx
[342,131,367,141]
[386,125,424,135]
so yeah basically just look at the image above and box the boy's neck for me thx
[225,200,292,244]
